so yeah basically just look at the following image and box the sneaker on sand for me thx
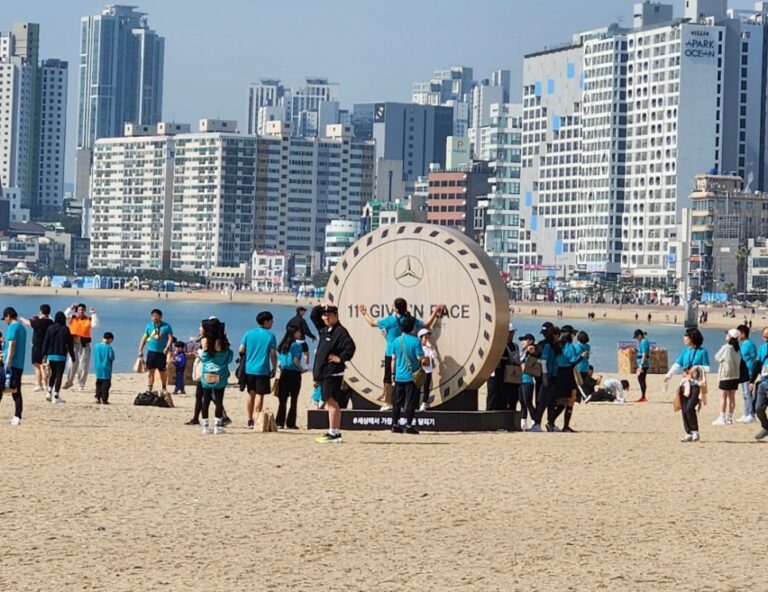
[201,421,212,435]
[10,416,21,426]
[213,423,224,435]
[520,419,528,431]
[712,415,727,426]
[692,431,701,442]
[247,419,254,429]
[743,415,757,424]
[185,418,199,426]
[221,416,232,427]
[52,396,65,405]
[755,428,768,441]
[45,393,51,402]
[681,434,694,442]
[726,415,734,425]
[634,397,648,403]
[736,415,749,423]
[528,423,542,432]
[614,397,626,404]
[33,385,42,392]
[315,432,343,444]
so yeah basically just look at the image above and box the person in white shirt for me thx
[418,328,439,411]
[584,377,630,404]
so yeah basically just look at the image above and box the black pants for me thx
[0,367,23,418]
[680,384,700,434]
[96,378,111,402]
[421,372,433,405]
[276,371,301,428]
[383,355,393,385]
[48,360,66,393]
[487,376,520,411]
[202,388,225,420]
[393,381,419,426]
[194,382,228,422]
[637,367,648,398]
[534,379,557,425]
[520,382,536,420]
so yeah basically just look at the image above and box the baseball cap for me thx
[321,305,339,314]
[417,328,432,338]
[727,328,740,339]
[519,333,535,342]
[561,324,576,334]
[508,323,517,332]
[540,321,554,334]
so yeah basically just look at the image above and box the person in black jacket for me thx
[41,312,76,404]
[310,304,356,443]
[286,307,317,342]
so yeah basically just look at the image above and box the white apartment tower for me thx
[36,59,68,216]
[522,0,768,282]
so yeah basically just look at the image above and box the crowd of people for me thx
[3,299,768,444]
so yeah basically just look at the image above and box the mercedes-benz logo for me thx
[394,255,424,287]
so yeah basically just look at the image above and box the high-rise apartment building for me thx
[412,66,475,138]
[246,77,341,137]
[89,120,374,274]
[0,23,67,219]
[522,0,768,282]
[76,5,164,202]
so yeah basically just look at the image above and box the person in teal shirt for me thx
[574,331,591,376]
[137,309,174,398]
[551,326,584,433]
[664,327,710,442]
[634,329,651,402]
[200,335,233,435]
[2,307,26,425]
[736,324,758,423]
[239,311,277,429]
[389,316,426,434]
[275,325,305,429]
[92,332,115,404]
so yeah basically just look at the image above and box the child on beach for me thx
[418,328,438,411]
[172,341,187,395]
[92,332,115,404]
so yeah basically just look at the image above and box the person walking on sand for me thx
[737,324,758,424]
[63,303,99,390]
[358,299,443,408]
[634,329,650,402]
[665,328,710,442]
[2,307,26,425]
[239,311,277,429]
[712,329,741,426]
[41,311,75,404]
[137,308,174,405]
[92,332,115,404]
[310,304,356,443]
[18,304,52,393]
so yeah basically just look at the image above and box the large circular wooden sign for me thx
[326,223,510,406]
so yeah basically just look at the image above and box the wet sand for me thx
[1,371,766,591]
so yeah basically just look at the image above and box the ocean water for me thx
[0,294,737,374]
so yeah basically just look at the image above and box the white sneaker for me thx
[213,421,224,435]
[744,415,757,424]
[76,385,85,392]
[380,404,393,411]
[33,385,42,392]
[529,423,542,432]
[520,419,528,431]
[52,396,65,405]
[45,392,51,402]
[418,402,428,412]
[681,433,694,442]
[614,397,625,404]
[201,421,212,435]
[712,415,726,426]
[737,415,749,423]
[692,431,701,442]
[10,416,20,426]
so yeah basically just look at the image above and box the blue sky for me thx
[5,0,758,182]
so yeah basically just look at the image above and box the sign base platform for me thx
[307,409,521,432]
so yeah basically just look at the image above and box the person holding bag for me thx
[664,327,711,442]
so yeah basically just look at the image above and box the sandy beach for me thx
[1,370,766,591]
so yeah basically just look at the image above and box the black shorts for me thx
[718,379,740,391]
[245,374,271,395]
[146,351,167,372]
[31,346,44,365]
[320,376,343,402]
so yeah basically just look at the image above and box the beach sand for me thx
[1,371,766,591]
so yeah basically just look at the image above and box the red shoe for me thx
[635,397,648,403]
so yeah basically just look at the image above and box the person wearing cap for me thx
[530,323,557,432]
[634,329,651,403]
[518,333,539,430]
[712,329,742,426]
[417,327,439,412]
[486,322,520,413]
[310,303,356,443]
[358,298,443,408]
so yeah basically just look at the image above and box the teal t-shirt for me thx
[574,342,590,373]
[145,321,173,353]
[376,315,425,345]
[393,334,424,383]
[241,327,277,376]
[201,349,233,389]
[637,338,650,368]
[5,321,26,370]
[92,342,115,379]
[278,342,304,372]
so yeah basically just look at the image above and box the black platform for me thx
[307,409,520,432]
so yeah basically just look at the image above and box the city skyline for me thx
[8,0,759,184]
